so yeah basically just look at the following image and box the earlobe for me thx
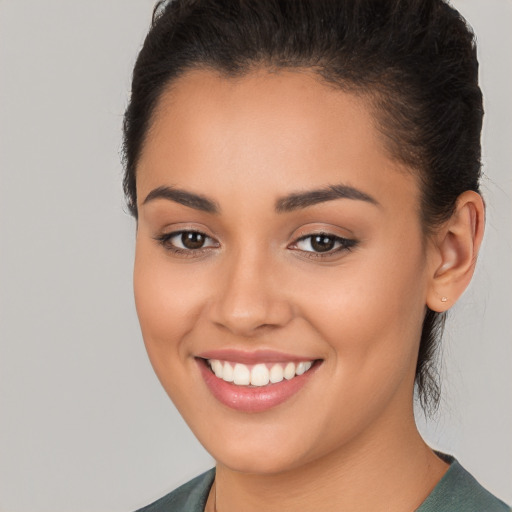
[426,190,485,312]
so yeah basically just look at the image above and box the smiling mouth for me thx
[206,359,315,387]
[197,356,322,412]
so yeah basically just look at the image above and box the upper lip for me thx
[196,349,319,365]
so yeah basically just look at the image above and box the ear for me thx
[426,190,485,313]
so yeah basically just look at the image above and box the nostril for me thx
[210,298,290,335]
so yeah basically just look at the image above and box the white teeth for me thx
[250,364,270,386]
[284,362,296,380]
[296,361,312,375]
[211,359,223,378]
[207,359,314,386]
[223,361,234,382]
[233,363,250,385]
[269,364,284,383]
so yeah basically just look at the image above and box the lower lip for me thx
[197,359,320,413]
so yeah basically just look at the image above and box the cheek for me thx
[133,239,206,364]
[294,238,428,382]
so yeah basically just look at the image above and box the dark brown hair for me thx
[123,0,483,413]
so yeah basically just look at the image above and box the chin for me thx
[197,421,323,476]
[215,447,304,475]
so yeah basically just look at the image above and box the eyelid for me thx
[292,233,356,248]
[154,227,220,256]
[153,221,220,243]
[169,230,218,248]
[153,224,357,259]
[291,223,355,239]
[288,229,358,258]
[156,220,219,237]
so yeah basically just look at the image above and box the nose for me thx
[208,249,294,337]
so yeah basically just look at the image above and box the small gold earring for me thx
[441,296,448,303]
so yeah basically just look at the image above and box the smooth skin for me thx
[133,69,484,512]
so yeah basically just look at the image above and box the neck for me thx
[213,408,448,512]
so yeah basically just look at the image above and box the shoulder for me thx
[135,469,215,512]
[417,457,510,512]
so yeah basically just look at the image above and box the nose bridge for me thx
[209,242,292,336]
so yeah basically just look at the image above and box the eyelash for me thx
[291,233,357,259]
[155,230,357,259]
[154,230,219,257]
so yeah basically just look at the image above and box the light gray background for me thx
[0,1,510,511]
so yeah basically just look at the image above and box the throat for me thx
[210,436,448,512]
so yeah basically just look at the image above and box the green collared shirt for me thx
[136,457,510,512]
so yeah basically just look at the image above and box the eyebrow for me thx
[275,184,379,212]
[142,186,219,214]
[142,182,378,215]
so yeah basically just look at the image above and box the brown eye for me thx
[293,233,357,256]
[157,230,219,253]
[181,231,206,249]
[310,235,336,252]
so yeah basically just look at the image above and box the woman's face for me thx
[134,69,436,474]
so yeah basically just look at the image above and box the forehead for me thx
[137,68,419,211]
[146,68,380,163]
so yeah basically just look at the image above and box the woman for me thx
[123,0,510,510]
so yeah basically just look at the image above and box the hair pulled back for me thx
[123,0,483,413]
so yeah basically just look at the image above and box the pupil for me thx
[311,235,335,252]
[182,232,205,249]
